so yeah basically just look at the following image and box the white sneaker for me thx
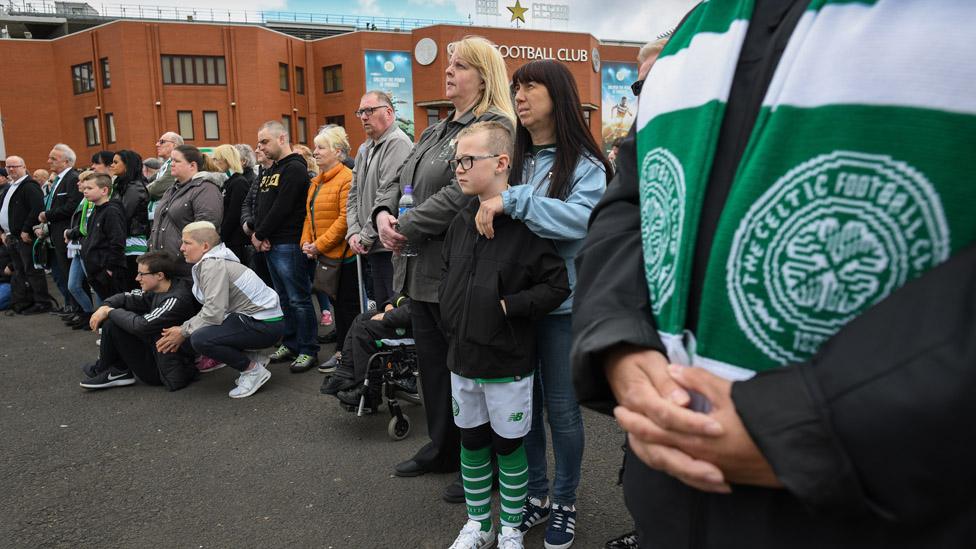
[228,364,271,398]
[497,526,524,549]
[448,520,495,549]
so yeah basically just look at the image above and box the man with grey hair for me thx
[147,132,184,224]
[346,90,413,313]
[1,155,54,314]
[253,120,318,373]
[39,143,82,313]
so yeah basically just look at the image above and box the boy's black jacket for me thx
[439,198,569,379]
[82,199,127,276]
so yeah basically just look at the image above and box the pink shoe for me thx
[320,310,334,326]
[196,356,226,373]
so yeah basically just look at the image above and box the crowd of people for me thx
[4,3,974,546]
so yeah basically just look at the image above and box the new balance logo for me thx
[508,412,524,422]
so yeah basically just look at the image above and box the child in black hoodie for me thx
[79,173,128,300]
[439,121,570,549]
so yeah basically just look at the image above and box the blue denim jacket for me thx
[502,147,607,314]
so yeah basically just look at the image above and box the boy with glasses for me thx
[79,250,199,391]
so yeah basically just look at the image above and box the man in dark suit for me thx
[0,155,54,314]
[37,143,82,313]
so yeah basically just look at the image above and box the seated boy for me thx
[439,121,570,549]
[155,222,283,399]
[80,250,199,390]
[79,173,129,300]
[319,294,414,404]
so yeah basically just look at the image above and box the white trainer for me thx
[448,520,495,549]
[228,364,271,398]
[497,526,525,549]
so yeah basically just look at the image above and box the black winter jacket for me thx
[254,153,310,245]
[82,200,127,277]
[220,172,250,251]
[114,176,150,238]
[0,177,43,235]
[439,200,569,379]
[105,278,200,391]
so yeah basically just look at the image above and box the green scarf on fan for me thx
[637,0,976,379]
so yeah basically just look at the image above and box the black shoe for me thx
[48,305,67,315]
[59,310,77,320]
[393,458,429,478]
[80,368,136,390]
[71,314,92,330]
[22,302,53,315]
[605,531,640,549]
[316,331,337,344]
[63,313,81,325]
[317,353,340,374]
[320,375,355,395]
[442,476,464,504]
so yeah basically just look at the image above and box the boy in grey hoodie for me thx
[155,221,283,398]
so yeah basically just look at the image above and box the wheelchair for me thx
[338,338,422,441]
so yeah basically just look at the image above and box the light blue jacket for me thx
[502,147,607,314]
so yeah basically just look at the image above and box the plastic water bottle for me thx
[397,185,419,257]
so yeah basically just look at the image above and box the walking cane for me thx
[356,254,367,314]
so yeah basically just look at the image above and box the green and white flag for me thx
[637,0,976,380]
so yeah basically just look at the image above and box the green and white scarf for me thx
[638,0,976,380]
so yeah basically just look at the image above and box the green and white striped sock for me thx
[497,444,528,529]
[461,444,493,532]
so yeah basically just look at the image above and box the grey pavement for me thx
[0,307,631,548]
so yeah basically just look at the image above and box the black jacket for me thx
[114,176,150,238]
[104,278,200,391]
[571,0,976,546]
[43,169,82,229]
[254,153,309,245]
[0,177,43,235]
[241,167,261,232]
[439,200,569,379]
[82,200,127,277]
[220,172,250,250]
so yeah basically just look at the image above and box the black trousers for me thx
[334,311,407,384]
[8,238,53,309]
[367,251,394,307]
[249,250,274,287]
[49,221,71,302]
[100,318,198,390]
[333,261,362,350]
[189,313,284,371]
[410,300,460,473]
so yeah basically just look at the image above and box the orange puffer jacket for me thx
[301,162,354,260]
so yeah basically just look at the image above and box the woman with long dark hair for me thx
[109,150,149,290]
[475,59,611,549]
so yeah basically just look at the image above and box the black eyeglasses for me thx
[630,79,645,97]
[156,139,176,145]
[449,154,501,172]
[355,105,390,118]
[135,271,159,279]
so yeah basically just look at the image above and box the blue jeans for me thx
[524,314,585,505]
[68,256,94,313]
[266,243,319,357]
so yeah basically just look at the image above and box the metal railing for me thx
[1,1,470,30]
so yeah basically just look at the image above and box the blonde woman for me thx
[293,144,319,179]
[300,126,356,371]
[212,144,250,263]
[371,35,516,509]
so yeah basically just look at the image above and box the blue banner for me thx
[601,61,638,154]
[364,50,415,139]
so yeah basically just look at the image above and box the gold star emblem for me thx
[507,0,528,23]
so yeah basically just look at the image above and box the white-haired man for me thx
[39,143,82,313]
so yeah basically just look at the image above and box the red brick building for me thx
[0,19,638,168]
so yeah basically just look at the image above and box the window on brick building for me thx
[72,62,95,94]
[161,55,227,85]
[295,66,305,95]
[427,108,440,127]
[322,65,342,93]
[279,63,290,91]
[178,111,194,140]
[325,115,344,128]
[100,58,111,88]
[297,117,307,144]
[282,115,292,137]
[105,113,116,144]
[84,116,100,146]
[204,111,219,140]
[582,109,591,128]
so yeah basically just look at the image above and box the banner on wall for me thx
[600,61,638,154]
[364,50,415,139]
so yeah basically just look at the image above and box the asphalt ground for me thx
[0,304,632,548]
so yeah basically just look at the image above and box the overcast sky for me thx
[160,0,698,43]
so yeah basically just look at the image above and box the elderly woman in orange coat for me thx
[301,125,357,372]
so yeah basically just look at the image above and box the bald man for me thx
[147,131,184,201]
[0,156,54,314]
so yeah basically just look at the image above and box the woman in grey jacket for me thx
[147,146,223,276]
[156,222,283,398]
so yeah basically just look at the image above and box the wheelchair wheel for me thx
[387,414,411,441]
